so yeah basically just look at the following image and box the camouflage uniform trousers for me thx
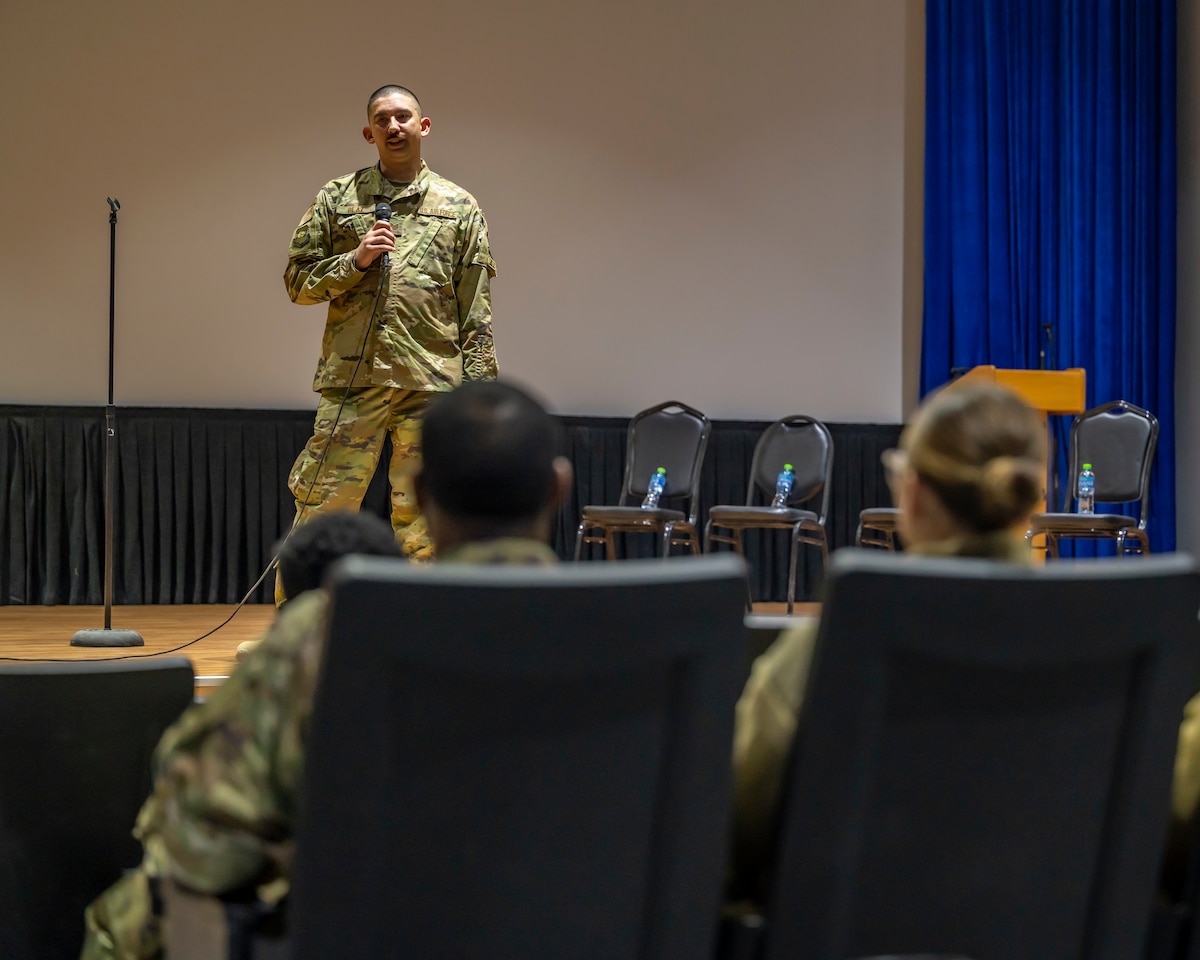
[275,385,435,603]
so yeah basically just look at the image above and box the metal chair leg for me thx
[728,529,752,608]
[787,534,801,614]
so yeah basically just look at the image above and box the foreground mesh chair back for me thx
[0,658,194,960]
[1027,400,1158,557]
[754,551,1199,960]
[705,415,834,611]
[289,553,747,960]
[575,400,711,560]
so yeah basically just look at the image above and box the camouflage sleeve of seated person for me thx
[81,591,327,960]
[154,590,328,895]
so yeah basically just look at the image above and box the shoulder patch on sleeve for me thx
[290,211,316,254]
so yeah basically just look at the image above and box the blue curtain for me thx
[923,0,1176,552]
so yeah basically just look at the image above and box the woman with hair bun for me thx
[887,381,1046,557]
[729,382,1046,904]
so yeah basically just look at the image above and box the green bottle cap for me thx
[656,466,666,474]
[783,463,793,471]
[1082,463,1092,470]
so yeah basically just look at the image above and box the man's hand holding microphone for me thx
[353,202,394,271]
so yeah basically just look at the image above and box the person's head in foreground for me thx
[277,510,403,603]
[885,382,1046,555]
[415,380,572,552]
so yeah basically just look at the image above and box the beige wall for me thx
[0,0,913,421]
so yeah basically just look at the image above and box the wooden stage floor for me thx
[0,601,819,695]
[0,605,277,694]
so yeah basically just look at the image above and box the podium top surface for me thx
[951,366,1086,415]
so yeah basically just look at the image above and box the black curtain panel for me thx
[0,406,901,605]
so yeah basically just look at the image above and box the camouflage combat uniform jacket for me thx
[285,161,498,392]
[82,537,557,960]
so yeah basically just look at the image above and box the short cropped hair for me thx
[421,381,559,522]
[277,511,402,600]
[367,84,422,117]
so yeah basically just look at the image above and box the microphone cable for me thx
[1,251,393,663]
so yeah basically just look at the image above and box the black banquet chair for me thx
[1026,399,1159,557]
[704,415,834,611]
[0,658,195,960]
[727,550,1199,960]
[575,400,711,560]
[855,507,901,550]
[288,553,748,960]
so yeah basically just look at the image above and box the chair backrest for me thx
[761,551,1200,960]
[746,416,834,521]
[290,553,748,960]
[618,401,711,520]
[1062,400,1158,521]
[0,657,195,960]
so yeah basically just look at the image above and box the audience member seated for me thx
[1166,684,1200,899]
[727,382,1045,904]
[81,380,572,960]
[80,509,401,959]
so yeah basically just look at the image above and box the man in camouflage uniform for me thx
[281,83,498,593]
[81,381,570,960]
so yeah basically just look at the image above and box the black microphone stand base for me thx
[70,628,145,647]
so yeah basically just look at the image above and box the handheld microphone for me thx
[375,201,393,270]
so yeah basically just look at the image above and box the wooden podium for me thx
[946,366,1087,554]
[951,366,1087,421]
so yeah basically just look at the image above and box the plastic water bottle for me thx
[1077,463,1095,515]
[641,467,667,509]
[771,463,795,508]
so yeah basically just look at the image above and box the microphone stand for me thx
[72,198,144,647]
[1038,320,1059,514]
